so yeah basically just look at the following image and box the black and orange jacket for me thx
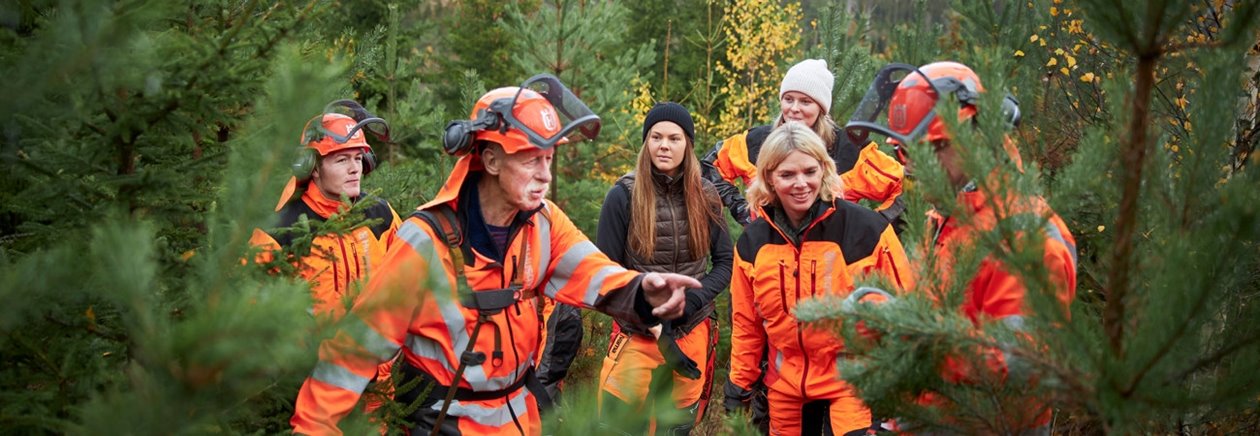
[702,125,905,224]
[250,184,401,318]
[290,154,663,435]
[728,198,912,401]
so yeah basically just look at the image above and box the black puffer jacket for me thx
[598,170,734,336]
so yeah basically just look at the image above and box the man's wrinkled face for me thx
[495,147,554,211]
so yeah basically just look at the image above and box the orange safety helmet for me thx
[888,61,984,144]
[295,100,389,178]
[443,74,601,156]
[843,61,1020,163]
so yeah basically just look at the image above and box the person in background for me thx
[723,121,912,435]
[250,100,400,416]
[592,102,732,434]
[845,60,1078,433]
[702,58,906,230]
[288,75,703,435]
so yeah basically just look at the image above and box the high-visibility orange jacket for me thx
[728,199,912,421]
[703,125,905,225]
[926,187,1078,429]
[290,155,665,435]
[249,184,401,318]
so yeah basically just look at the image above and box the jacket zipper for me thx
[883,248,904,288]
[778,261,789,315]
[795,248,808,399]
[331,243,343,297]
[810,260,817,297]
[668,182,682,271]
[350,240,362,281]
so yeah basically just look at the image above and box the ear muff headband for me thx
[442,104,507,156]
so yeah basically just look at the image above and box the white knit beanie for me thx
[779,59,835,114]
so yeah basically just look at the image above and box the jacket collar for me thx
[302,181,354,219]
[649,167,684,191]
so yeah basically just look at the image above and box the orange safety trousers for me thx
[598,319,715,432]
[766,384,871,436]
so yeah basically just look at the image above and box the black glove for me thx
[656,324,700,380]
[730,201,751,226]
[723,379,756,413]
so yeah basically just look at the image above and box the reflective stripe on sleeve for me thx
[342,313,402,361]
[311,361,372,393]
[1043,222,1078,268]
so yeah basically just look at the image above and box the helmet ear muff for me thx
[361,149,377,175]
[293,147,318,181]
[443,108,503,156]
[1001,93,1021,128]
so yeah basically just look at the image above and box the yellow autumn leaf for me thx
[1080,72,1096,82]
[1175,96,1188,110]
[1066,55,1077,68]
[1030,34,1040,42]
[1184,121,1193,132]
[1046,57,1058,67]
[1097,225,1105,232]
[1050,6,1059,16]
[1060,67,1070,76]
[1014,50,1025,57]
[1055,48,1065,56]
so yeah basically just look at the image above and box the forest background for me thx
[3,0,1260,434]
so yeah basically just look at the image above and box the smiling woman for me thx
[724,121,912,435]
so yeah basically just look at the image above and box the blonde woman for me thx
[723,122,911,435]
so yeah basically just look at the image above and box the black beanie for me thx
[642,102,695,143]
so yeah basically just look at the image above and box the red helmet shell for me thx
[471,87,566,154]
[888,61,983,143]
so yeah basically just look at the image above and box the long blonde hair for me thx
[627,134,722,260]
[746,122,844,210]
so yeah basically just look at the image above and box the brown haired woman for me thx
[595,102,733,434]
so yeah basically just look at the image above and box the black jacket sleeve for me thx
[683,217,733,321]
[595,183,631,266]
[701,140,751,226]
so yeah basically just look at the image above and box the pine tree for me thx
[0,1,392,432]
[503,0,656,236]
[794,0,1260,433]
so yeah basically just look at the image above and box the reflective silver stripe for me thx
[311,361,371,393]
[581,265,625,307]
[533,210,551,289]
[407,334,457,374]
[343,313,401,361]
[820,250,838,296]
[430,384,531,427]
[398,221,458,307]
[1043,222,1079,268]
[399,220,472,383]
[462,356,534,391]
[545,240,622,304]
[774,349,784,373]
